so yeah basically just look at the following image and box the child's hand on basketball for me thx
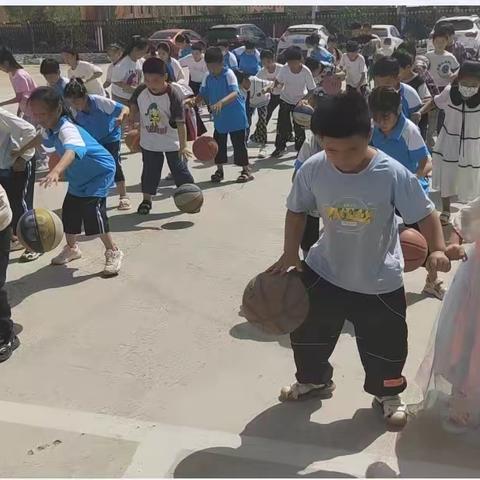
[267,252,303,275]
[426,251,451,275]
[180,146,193,161]
[445,244,468,262]
[40,171,60,188]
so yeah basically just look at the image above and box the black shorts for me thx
[62,193,109,236]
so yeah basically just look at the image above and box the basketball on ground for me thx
[17,208,64,253]
[400,228,428,272]
[125,129,141,153]
[192,135,218,162]
[173,184,204,214]
[293,103,314,129]
[242,271,309,335]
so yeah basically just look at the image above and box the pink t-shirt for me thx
[9,69,37,116]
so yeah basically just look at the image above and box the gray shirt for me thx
[286,150,434,294]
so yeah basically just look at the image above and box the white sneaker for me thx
[51,245,82,265]
[258,146,267,158]
[279,380,335,401]
[373,395,408,428]
[103,249,124,277]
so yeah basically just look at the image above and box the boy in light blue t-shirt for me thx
[195,47,252,184]
[268,92,450,428]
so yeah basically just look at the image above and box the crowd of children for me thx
[0,22,478,434]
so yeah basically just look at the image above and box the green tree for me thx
[6,6,46,23]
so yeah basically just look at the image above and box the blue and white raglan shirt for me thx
[41,116,115,198]
[200,67,248,134]
[233,46,261,76]
[372,113,430,192]
[71,95,123,145]
[309,46,335,65]
[224,51,238,70]
[399,82,422,119]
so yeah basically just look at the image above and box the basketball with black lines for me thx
[16,209,64,253]
[173,184,204,214]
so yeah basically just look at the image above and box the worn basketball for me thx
[16,208,64,253]
[293,103,314,128]
[400,228,428,273]
[192,135,218,162]
[173,184,204,214]
[242,271,309,335]
[125,129,141,153]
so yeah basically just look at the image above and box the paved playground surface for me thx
[0,66,477,478]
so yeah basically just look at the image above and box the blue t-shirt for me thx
[234,47,261,76]
[372,114,430,192]
[41,116,115,198]
[200,67,248,134]
[287,150,434,294]
[224,51,238,70]
[309,46,335,64]
[71,95,123,145]
[399,82,422,119]
[179,47,192,59]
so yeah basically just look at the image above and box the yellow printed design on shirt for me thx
[326,206,374,224]
[323,197,375,233]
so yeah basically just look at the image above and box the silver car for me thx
[276,24,330,60]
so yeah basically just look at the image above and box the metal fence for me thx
[0,6,479,54]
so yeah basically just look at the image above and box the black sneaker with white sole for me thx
[0,334,20,363]
[271,148,286,158]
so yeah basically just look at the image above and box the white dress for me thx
[432,85,480,203]
[414,197,480,431]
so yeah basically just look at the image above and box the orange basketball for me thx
[400,228,428,273]
[125,129,141,153]
[192,135,218,162]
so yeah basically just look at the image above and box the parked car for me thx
[371,24,403,50]
[148,29,204,57]
[427,15,480,56]
[205,24,275,51]
[276,24,330,60]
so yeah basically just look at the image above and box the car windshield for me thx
[287,27,318,35]
[206,28,238,42]
[150,30,178,40]
[437,19,474,31]
[372,28,389,38]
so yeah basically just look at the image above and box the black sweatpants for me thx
[0,226,12,342]
[275,100,305,152]
[214,129,249,167]
[103,141,125,183]
[0,157,35,233]
[266,94,281,125]
[301,215,320,254]
[293,263,408,397]
[189,80,207,137]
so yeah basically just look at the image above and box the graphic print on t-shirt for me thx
[126,71,140,87]
[437,60,454,80]
[145,103,167,134]
[324,197,375,232]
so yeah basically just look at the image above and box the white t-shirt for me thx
[247,76,273,108]
[258,63,283,95]
[111,56,143,100]
[68,61,105,96]
[180,54,208,83]
[169,58,186,83]
[277,64,316,105]
[425,51,460,88]
[132,83,185,152]
[339,53,367,88]
[105,63,114,83]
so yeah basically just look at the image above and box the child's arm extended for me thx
[211,91,238,114]
[40,150,76,187]
[177,122,192,160]
[445,226,467,261]
[418,212,451,275]
[116,105,130,127]
[0,94,21,107]
[416,155,432,178]
[412,98,436,124]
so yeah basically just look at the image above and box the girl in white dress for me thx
[415,61,480,226]
[414,197,480,433]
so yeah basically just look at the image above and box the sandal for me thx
[137,200,152,215]
[440,211,451,226]
[19,250,42,263]
[118,197,132,211]
[236,170,254,183]
[211,169,224,183]
[279,381,336,401]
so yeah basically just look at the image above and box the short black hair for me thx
[61,46,80,61]
[435,22,455,36]
[192,41,206,52]
[142,57,167,76]
[175,34,190,44]
[311,92,371,138]
[245,40,256,50]
[433,28,450,41]
[204,46,223,65]
[305,57,320,73]
[40,58,60,75]
[346,40,360,53]
[64,78,88,99]
[260,49,274,60]
[305,33,320,46]
[350,22,362,30]
[458,60,480,81]
[368,86,401,116]
[372,57,400,78]
[284,46,302,62]
[157,42,171,56]
[234,70,249,84]
[217,41,229,48]
[392,49,414,69]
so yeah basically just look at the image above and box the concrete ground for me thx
[0,66,477,478]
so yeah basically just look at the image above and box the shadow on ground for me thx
[174,402,385,477]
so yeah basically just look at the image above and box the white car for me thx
[276,24,330,60]
[371,24,403,50]
[427,16,480,56]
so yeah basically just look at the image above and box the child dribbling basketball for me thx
[26,87,124,277]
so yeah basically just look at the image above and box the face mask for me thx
[459,84,478,99]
